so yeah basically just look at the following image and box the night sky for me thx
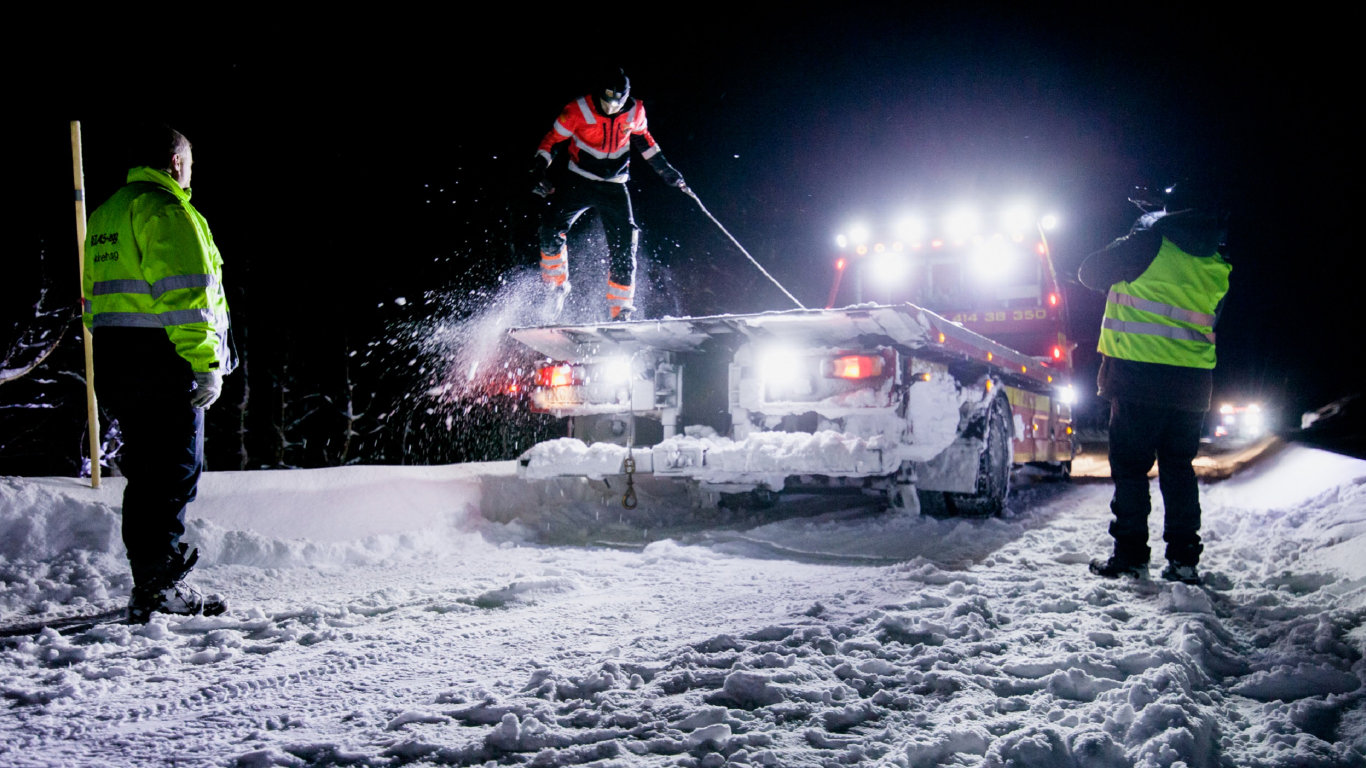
[5,11,1355,471]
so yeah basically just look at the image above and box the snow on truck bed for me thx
[1,443,1364,767]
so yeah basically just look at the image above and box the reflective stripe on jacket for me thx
[536,96,662,183]
[1097,237,1230,369]
[82,167,234,374]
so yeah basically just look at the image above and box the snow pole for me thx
[681,188,807,310]
[71,121,101,489]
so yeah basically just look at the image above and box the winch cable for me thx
[682,187,807,310]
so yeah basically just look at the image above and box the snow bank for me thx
[1,443,1364,767]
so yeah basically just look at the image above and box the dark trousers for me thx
[94,330,203,587]
[1107,398,1206,566]
[538,174,639,287]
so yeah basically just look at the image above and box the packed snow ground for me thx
[1,442,1364,767]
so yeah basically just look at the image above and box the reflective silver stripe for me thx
[90,308,215,328]
[572,138,629,160]
[91,312,163,328]
[575,97,596,124]
[161,308,215,326]
[151,273,214,297]
[553,121,573,138]
[92,274,214,299]
[1107,289,1215,326]
[1102,317,1216,344]
[92,279,151,295]
[640,145,660,159]
[568,162,627,183]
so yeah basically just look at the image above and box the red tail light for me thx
[1051,345,1064,361]
[826,355,885,379]
[1048,292,1059,306]
[536,364,575,388]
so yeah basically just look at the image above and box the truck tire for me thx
[945,395,1011,517]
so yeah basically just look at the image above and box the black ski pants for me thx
[94,329,203,588]
[538,174,638,288]
[1106,398,1206,566]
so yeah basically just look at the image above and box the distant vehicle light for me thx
[826,354,885,379]
[835,257,846,271]
[835,233,848,249]
[1040,214,1059,231]
[1211,401,1269,442]
[1058,384,1077,405]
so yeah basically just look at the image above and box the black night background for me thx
[3,10,1355,475]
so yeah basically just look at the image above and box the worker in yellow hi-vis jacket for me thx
[83,124,234,623]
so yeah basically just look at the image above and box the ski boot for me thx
[612,305,635,322]
[1089,555,1148,580]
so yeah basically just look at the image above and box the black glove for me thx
[659,167,686,189]
[529,157,554,198]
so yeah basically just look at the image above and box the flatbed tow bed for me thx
[509,303,1074,515]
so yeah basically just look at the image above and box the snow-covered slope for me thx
[1,443,1363,767]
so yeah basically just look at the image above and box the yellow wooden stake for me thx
[71,121,101,489]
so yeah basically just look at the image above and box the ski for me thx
[0,608,129,639]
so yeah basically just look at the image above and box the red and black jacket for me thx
[536,95,680,185]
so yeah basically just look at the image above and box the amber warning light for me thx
[536,364,575,388]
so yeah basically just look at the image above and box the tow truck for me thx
[508,204,1076,515]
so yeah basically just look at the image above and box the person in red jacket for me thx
[530,67,687,320]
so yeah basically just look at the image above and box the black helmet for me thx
[597,66,630,113]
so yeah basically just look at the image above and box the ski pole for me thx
[71,121,100,489]
[681,187,807,310]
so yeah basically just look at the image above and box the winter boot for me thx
[128,581,227,623]
[612,305,635,322]
[1160,562,1202,585]
[127,545,227,623]
[1089,555,1148,580]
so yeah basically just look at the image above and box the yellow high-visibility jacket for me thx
[82,167,233,374]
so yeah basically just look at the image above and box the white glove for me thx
[191,370,223,409]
